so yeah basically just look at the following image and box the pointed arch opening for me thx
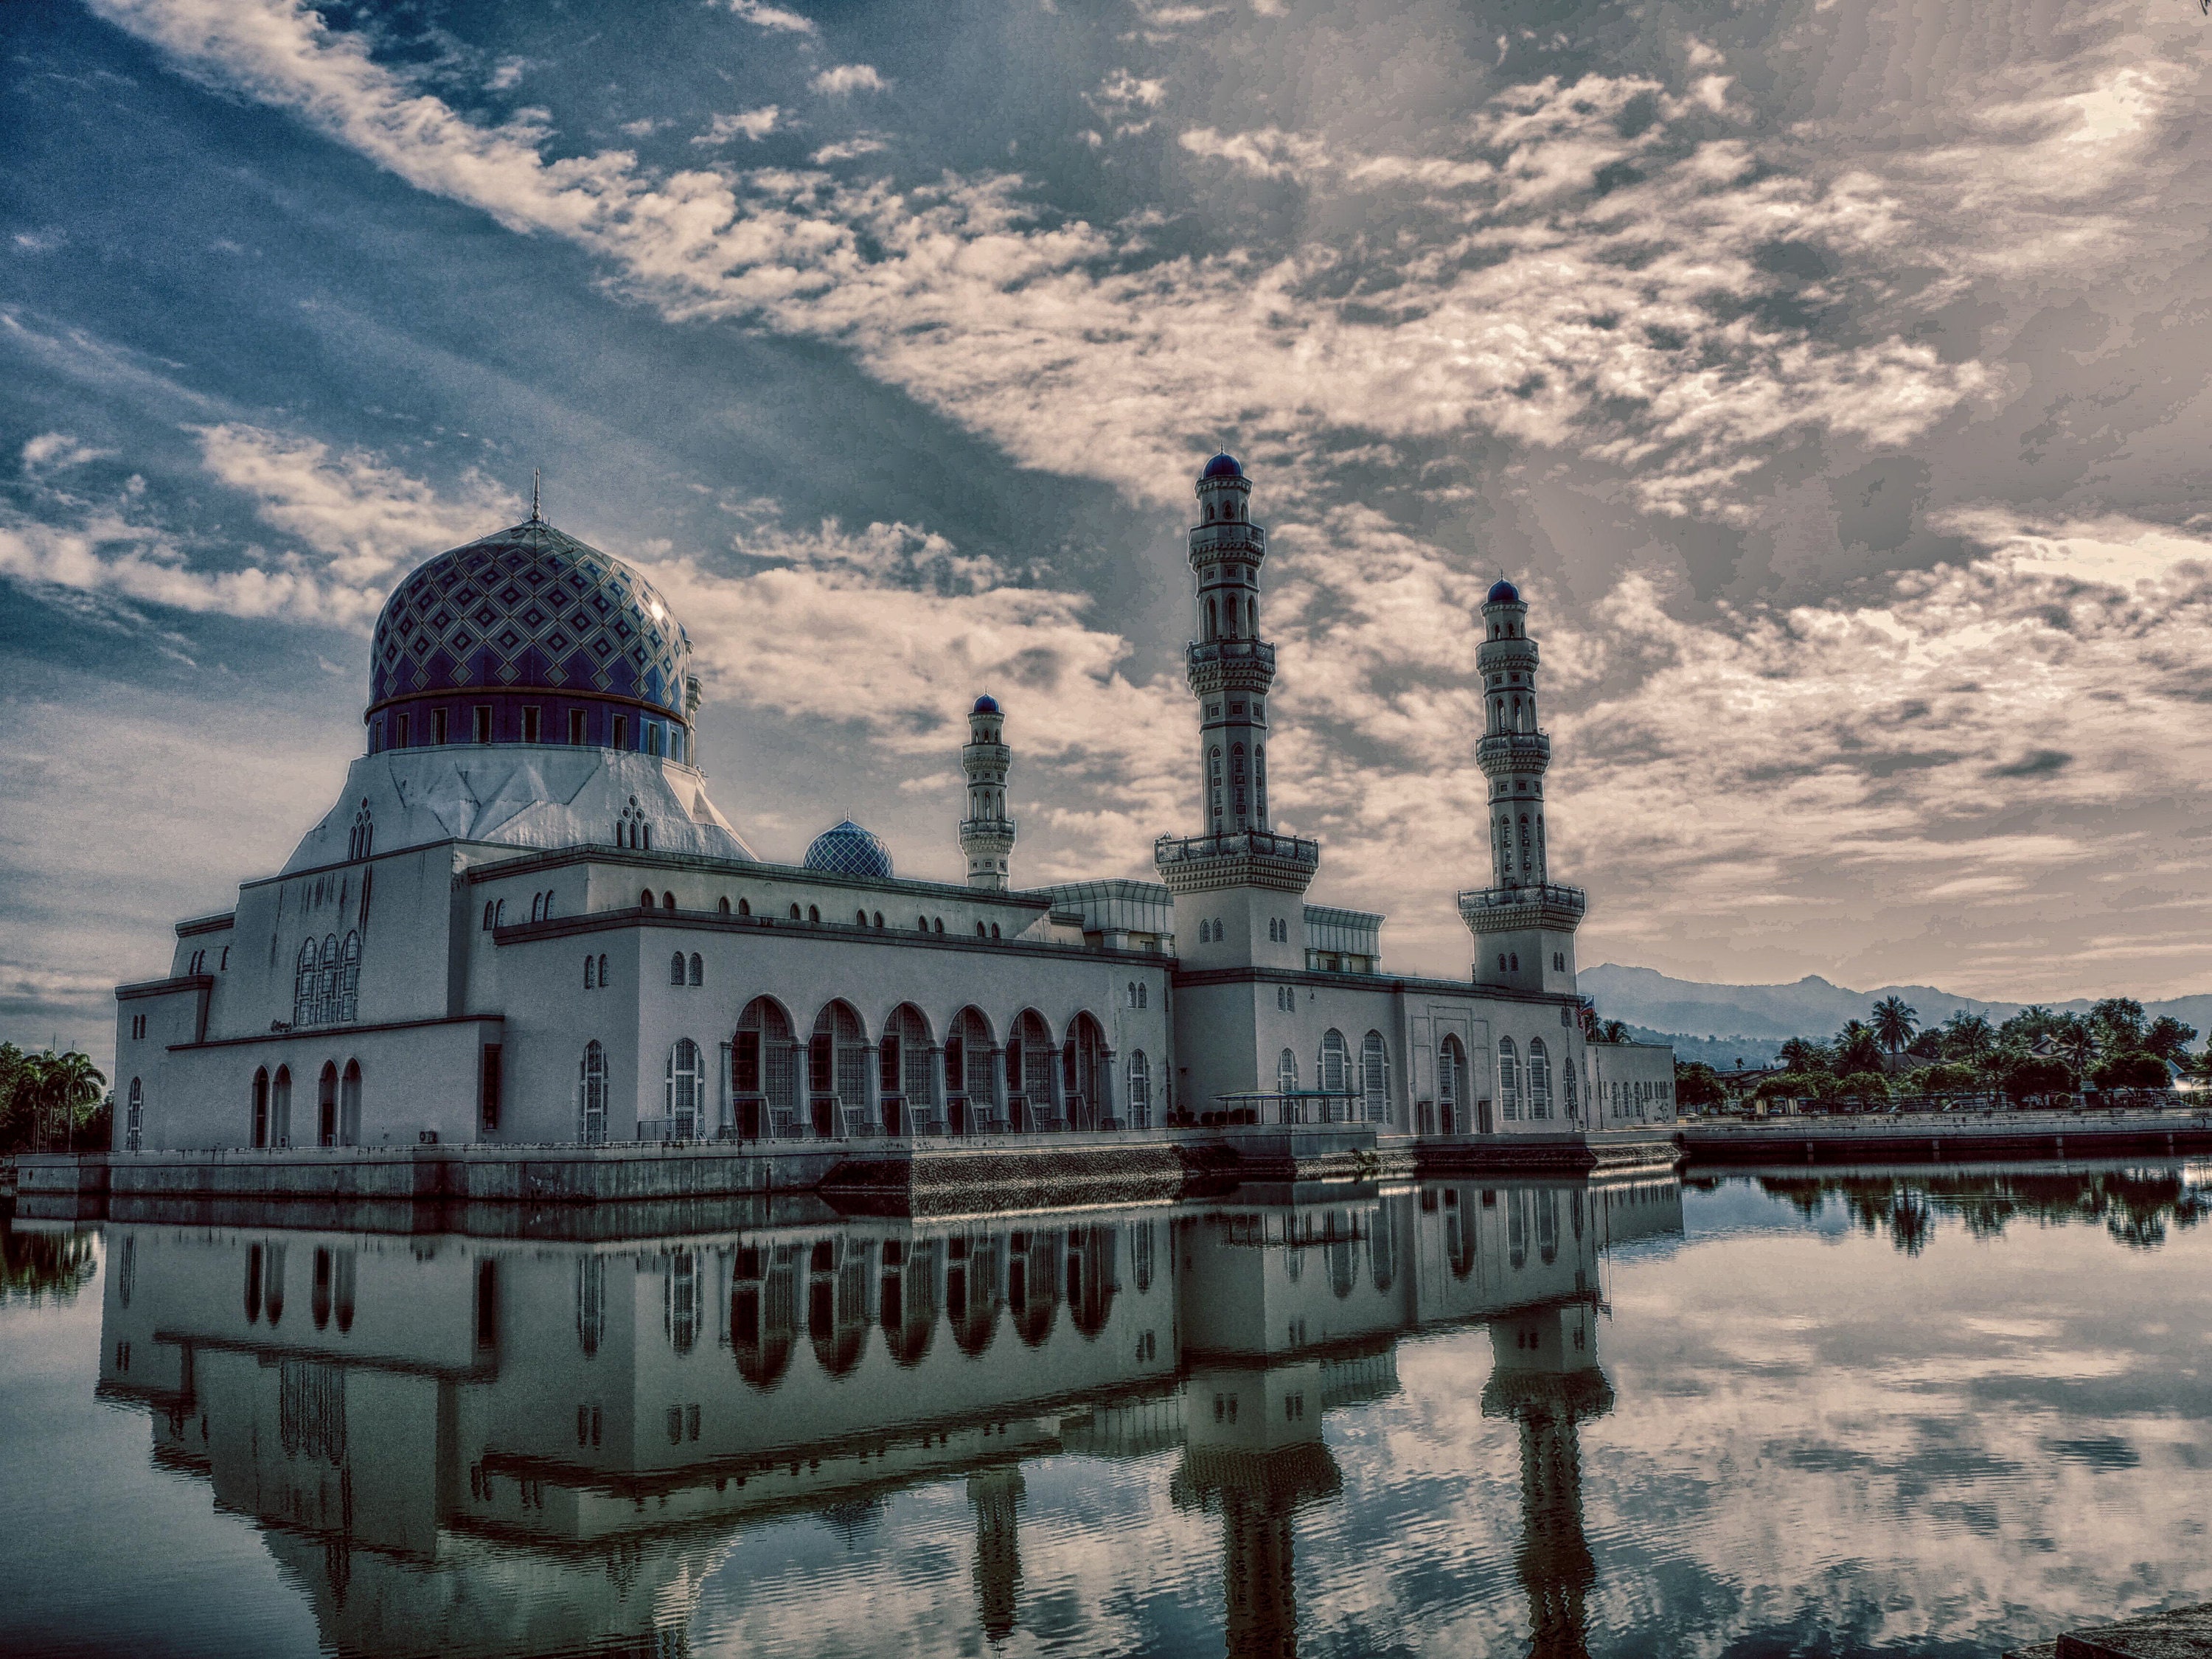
[734,998,799,1139]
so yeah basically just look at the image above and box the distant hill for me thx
[1580,964,2212,1054]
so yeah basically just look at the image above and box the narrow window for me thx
[473,706,492,744]
[613,715,628,749]
[647,723,664,757]
[597,953,608,984]
[568,709,586,745]
[670,951,686,986]
[739,898,751,917]
[662,891,675,913]
[718,897,731,916]
[396,713,411,748]
[807,905,820,924]
[641,888,655,909]
[584,955,596,990]
[522,706,541,743]
[434,709,449,745]
[483,902,495,931]
[688,953,702,987]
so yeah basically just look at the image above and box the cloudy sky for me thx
[6,0,2212,1057]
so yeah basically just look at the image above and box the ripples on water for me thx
[0,1163,2205,1659]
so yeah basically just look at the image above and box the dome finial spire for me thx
[530,468,542,524]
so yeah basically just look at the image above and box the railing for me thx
[1215,1091,1364,1126]
[958,816,1019,841]
[1456,881,1587,912]
[1184,639,1277,669]
[1155,829,1321,866]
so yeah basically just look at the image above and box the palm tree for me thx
[1834,1020,1885,1076]
[23,1051,105,1151]
[2053,1016,2097,1079]
[1871,995,1919,1058]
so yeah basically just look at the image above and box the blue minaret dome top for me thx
[1201,452,1244,480]
[972,694,1001,715]
[804,818,895,880]
[1486,577,1522,605]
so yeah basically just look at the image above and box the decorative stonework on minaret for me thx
[1458,579,1586,994]
[1154,454,1320,907]
[959,694,1017,890]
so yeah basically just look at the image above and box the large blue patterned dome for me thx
[804,819,894,880]
[366,520,697,756]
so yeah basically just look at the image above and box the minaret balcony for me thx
[1475,731,1551,771]
[1456,882,1587,933]
[1154,829,1319,895]
[959,816,1018,844]
[1186,639,1276,669]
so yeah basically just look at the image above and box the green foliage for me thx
[1755,1071,1822,1101]
[2091,1051,2170,1091]
[1674,1062,1724,1107]
[1870,995,1919,1053]
[1834,1070,1891,1102]
[1833,1023,1886,1075]
[1915,1061,1983,1095]
[0,1046,108,1153]
[2143,1015,2197,1064]
[2001,1055,2076,1102]
[1776,1037,1832,1076]
[0,1228,99,1307]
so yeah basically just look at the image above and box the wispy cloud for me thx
[811,63,887,96]
[728,0,816,35]
[695,106,781,145]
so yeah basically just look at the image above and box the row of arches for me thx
[242,1242,358,1336]
[619,890,995,939]
[291,933,361,1028]
[248,1059,363,1148]
[579,998,1144,1143]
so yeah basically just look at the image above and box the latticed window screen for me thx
[1528,1039,1552,1120]
[1361,1032,1389,1123]
[580,1041,608,1144]
[1499,1037,1520,1121]
[1318,1031,1349,1094]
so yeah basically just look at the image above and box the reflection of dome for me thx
[973,694,1000,715]
[1202,452,1244,479]
[804,820,894,880]
[367,519,693,751]
[1486,577,1522,605]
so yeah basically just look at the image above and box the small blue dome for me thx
[804,819,894,880]
[973,694,1000,715]
[1201,452,1244,480]
[1486,577,1522,605]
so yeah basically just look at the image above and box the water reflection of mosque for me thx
[96,1177,1682,1658]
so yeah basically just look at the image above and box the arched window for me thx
[125,1077,142,1152]
[580,1041,608,1144]
[1128,1051,1152,1127]
[340,1060,361,1145]
[318,1061,339,1147]
[662,891,675,913]
[1360,1031,1390,1124]
[687,953,703,987]
[808,1003,870,1138]
[1127,981,1138,1007]
[1528,1038,1552,1120]
[493,899,506,928]
[641,888,656,910]
[1498,1037,1520,1121]
[349,801,374,860]
[807,905,820,925]
[934,917,945,933]
[976,920,988,936]
[1439,1034,1466,1130]
[917,915,928,931]
[1277,1048,1299,1094]
[338,932,361,1023]
[667,1039,703,1136]
[989,922,999,939]
[597,953,608,986]
[584,955,596,989]
[718,896,731,916]
[270,1065,292,1147]
[483,902,496,931]
[251,1067,270,1148]
[1318,1029,1350,1096]
[1231,743,1247,824]
[670,951,686,986]
[1205,597,1217,639]
[740,898,751,917]
[1138,983,1148,1009]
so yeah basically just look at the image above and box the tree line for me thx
[0,1043,110,1155]
[1667,996,2197,1110]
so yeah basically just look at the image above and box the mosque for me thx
[107,455,1674,1166]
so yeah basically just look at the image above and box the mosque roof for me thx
[369,520,692,718]
[804,819,895,881]
[973,694,1001,714]
[1201,452,1244,479]
[1486,577,1522,605]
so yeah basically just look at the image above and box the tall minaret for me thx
[1155,455,1318,978]
[1459,579,1585,994]
[959,695,1016,890]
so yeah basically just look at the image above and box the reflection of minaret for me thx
[1172,1365,1342,1659]
[1480,1302,1613,1659]
[968,1465,1026,1644]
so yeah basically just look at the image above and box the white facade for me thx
[111,462,1666,1156]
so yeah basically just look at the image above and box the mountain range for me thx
[1579,964,2212,1067]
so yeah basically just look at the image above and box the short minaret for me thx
[1155,454,1318,973]
[959,695,1017,890]
[1459,579,1586,995]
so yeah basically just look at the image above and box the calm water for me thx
[1,1165,2207,1659]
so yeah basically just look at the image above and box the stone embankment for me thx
[15,1123,1683,1222]
[2006,1599,2212,1658]
[1683,1107,2211,1164]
